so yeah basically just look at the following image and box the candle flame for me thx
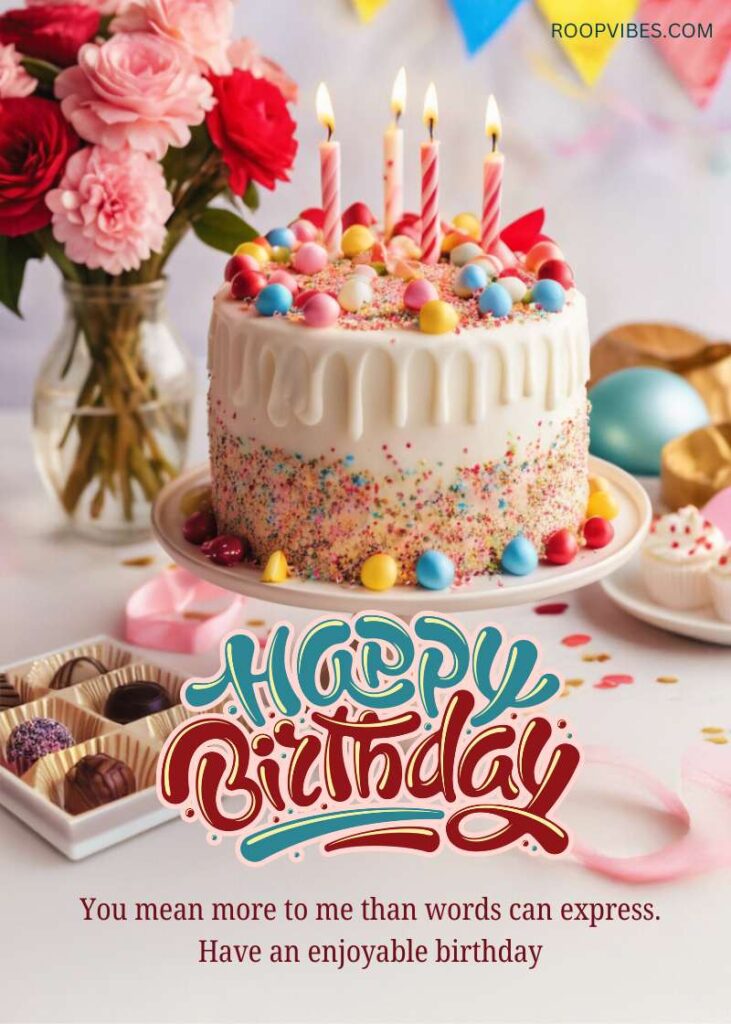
[485,94,501,147]
[316,82,335,138]
[391,66,407,120]
[423,82,438,139]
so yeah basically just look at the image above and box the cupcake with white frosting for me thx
[709,548,731,622]
[641,506,726,610]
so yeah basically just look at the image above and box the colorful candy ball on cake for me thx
[416,550,455,590]
[342,201,376,229]
[354,264,378,281]
[303,292,340,328]
[498,275,527,303]
[501,535,538,576]
[586,489,619,521]
[269,269,299,295]
[255,283,293,317]
[266,227,296,251]
[452,212,481,239]
[234,241,269,268]
[470,255,502,279]
[341,224,376,259]
[450,241,484,267]
[531,278,566,312]
[419,299,459,335]
[225,253,259,281]
[454,263,488,298]
[525,240,563,273]
[442,231,472,255]
[589,368,710,475]
[290,218,318,243]
[404,278,438,312]
[544,529,578,565]
[361,553,399,591]
[293,241,328,275]
[479,283,512,318]
[583,516,614,549]
[538,259,574,289]
[231,270,266,300]
[338,276,372,312]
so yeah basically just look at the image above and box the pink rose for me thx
[26,0,122,13]
[46,145,173,274]
[112,0,234,75]
[228,38,299,104]
[55,33,215,159]
[0,44,36,98]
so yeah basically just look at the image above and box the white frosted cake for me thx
[206,222,590,585]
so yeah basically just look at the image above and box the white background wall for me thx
[1,0,730,406]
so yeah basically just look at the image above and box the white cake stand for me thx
[151,456,651,616]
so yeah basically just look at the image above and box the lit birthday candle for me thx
[316,82,341,257]
[420,82,440,265]
[384,67,406,239]
[481,94,504,253]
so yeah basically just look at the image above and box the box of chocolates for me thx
[0,636,191,860]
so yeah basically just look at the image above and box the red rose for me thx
[0,5,100,68]
[0,97,79,237]
[207,69,297,195]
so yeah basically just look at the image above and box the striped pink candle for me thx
[420,83,440,265]
[481,95,504,252]
[316,83,341,257]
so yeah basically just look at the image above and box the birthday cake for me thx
[206,211,592,586]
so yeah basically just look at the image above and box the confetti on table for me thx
[121,556,155,568]
[582,652,611,663]
[595,674,634,690]
[656,675,679,684]
[182,611,215,621]
[701,727,725,735]
[562,634,591,647]
[565,677,584,688]
[247,619,266,627]
[534,602,569,615]
[705,735,729,745]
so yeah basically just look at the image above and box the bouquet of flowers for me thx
[0,0,298,537]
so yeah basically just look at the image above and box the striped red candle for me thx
[316,83,341,257]
[420,82,440,265]
[481,94,504,253]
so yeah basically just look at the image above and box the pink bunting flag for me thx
[640,0,731,106]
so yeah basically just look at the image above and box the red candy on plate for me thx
[544,529,578,565]
[182,511,217,546]
[201,535,248,566]
[583,517,614,549]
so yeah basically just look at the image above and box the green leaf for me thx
[243,181,260,212]
[21,57,60,87]
[0,234,43,317]
[192,207,257,254]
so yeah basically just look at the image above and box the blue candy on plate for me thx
[531,278,565,312]
[589,367,709,476]
[501,535,538,576]
[416,550,455,590]
[478,283,512,318]
[265,226,296,250]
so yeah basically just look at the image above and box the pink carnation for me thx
[26,0,122,13]
[46,145,173,274]
[228,38,299,104]
[55,32,215,160]
[112,0,234,75]
[0,44,36,98]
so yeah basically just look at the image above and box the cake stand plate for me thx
[602,557,731,646]
[152,457,651,616]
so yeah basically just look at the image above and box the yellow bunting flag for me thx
[352,0,389,23]
[534,0,640,84]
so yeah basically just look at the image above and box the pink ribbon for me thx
[573,744,731,882]
[125,568,246,654]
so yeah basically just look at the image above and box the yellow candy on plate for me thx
[341,224,376,259]
[261,550,289,583]
[361,553,399,591]
[586,490,619,520]
[419,299,459,335]
[234,241,269,267]
[588,474,612,496]
[452,212,480,239]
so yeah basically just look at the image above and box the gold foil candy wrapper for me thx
[24,731,158,815]
[0,696,113,778]
[24,641,133,691]
[661,423,731,511]
[66,662,186,719]
[590,323,731,424]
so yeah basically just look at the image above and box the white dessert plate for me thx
[152,456,651,616]
[602,557,731,647]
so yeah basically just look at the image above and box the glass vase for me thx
[32,280,195,543]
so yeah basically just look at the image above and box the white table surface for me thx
[0,408,729,1024]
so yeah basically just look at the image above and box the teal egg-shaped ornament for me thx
[589,368,709,476]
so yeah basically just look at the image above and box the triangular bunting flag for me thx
[639,0,731,107]
[449,0,526,55]
[352,0,389,23]
[535,0,640,84]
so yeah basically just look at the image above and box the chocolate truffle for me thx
[6,717,75,775]
[49,656,108,691]
[64,753,136,815]
[0,673,21,710]
[103,681,172,724]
